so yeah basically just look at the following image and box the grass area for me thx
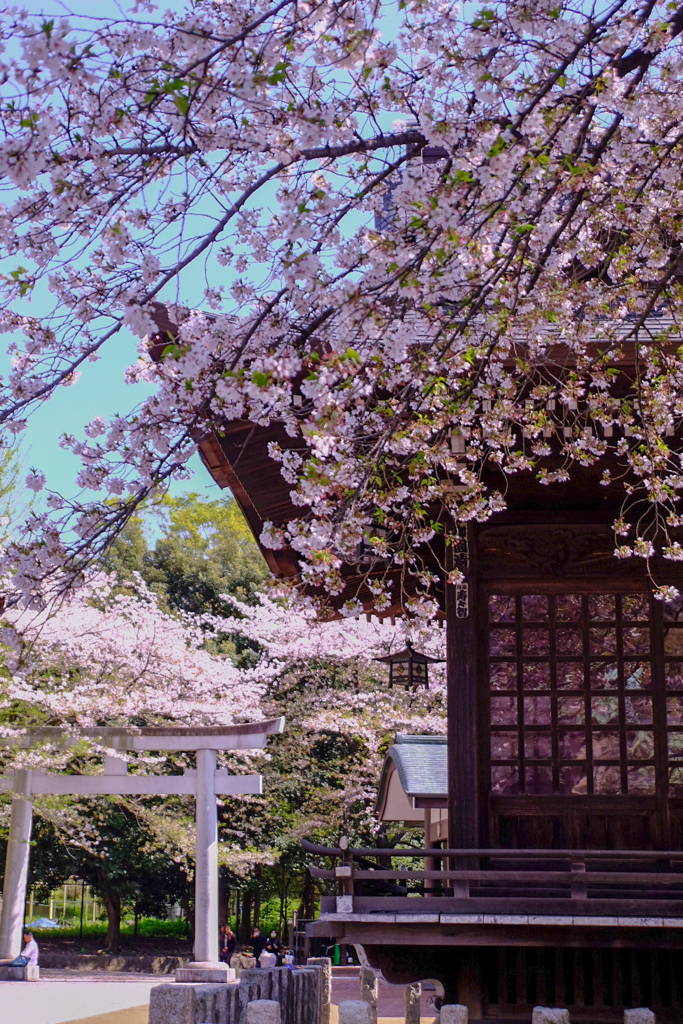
[31,918,189,944]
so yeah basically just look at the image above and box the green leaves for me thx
[268,62,289,86]
[2,266,34,296]
[142,76,193,116]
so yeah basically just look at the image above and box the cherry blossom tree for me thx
[0,572,263,743]
[0,569,445,944]
[0,569,268,946]
[213,594,445,930]
[3,0,683,608]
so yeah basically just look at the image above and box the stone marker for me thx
[247,999,282,1024]
[339,999,376,1024]
[404,983,421,1024]
[440,1006,468,1024]
[532,1009,570,1024]
[360,967,379,1021]
[308,956,332,1024]
[149,983,196,1024]
[175,963,235,984]
[624,1011,655,1024]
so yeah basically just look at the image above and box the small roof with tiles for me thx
[375,734,447,819]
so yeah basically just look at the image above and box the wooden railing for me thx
[302,840,683,918]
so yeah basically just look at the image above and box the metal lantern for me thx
[353,527,388,566]
[374,641,443,690]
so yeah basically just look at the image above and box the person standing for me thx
[250,926,267,962]
[220,924,237,965]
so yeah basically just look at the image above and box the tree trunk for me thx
[253,888,261,931]
[239,891,252,943]
[299,870,316,920]
[218,870,228,927]
[278,873,291,935]
[96,872,121,952]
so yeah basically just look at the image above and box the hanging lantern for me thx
[374,641,443,690]
[353,527,388,566]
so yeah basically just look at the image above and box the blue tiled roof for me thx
[387,734,447,798]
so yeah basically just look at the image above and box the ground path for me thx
[1,967,439,1024]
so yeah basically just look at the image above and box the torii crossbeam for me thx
[0,719,284,979]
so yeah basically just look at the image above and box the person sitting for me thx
[220,924,236,965]
[11,930,39,967]
[266,930,283,966]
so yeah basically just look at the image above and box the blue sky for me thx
[7,0,402,512]
[7,0,229,506]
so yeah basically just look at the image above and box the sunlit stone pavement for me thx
[0,967,440,1024]
[0,972,162,1024]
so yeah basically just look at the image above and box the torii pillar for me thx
[195,747,219,965]
[0,719,285,979]
[0,769,32,961]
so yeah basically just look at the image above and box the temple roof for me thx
[149,302,664,619]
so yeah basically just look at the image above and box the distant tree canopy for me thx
[103,492,268,613]
[26,802,191,951]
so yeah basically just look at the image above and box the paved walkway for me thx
[0,973,162,1024]
[0,968,439,1024]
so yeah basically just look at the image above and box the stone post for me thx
[195,747,218,964]
[360,967,378,1023]
[0,769,33,959]
[247,1000,282,1024]
[440,1007,468,1024]
[339,1002,375,1024]
[532,1010,570,1024]
[624,1012,655,1024]
[307,956,332,1024]
[404,983,421,1024]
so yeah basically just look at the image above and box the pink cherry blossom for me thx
[0,2,682,609]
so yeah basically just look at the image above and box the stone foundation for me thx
[440,1006,467,1024]
[40,952,189,974]
[0,963,40,981]
[149,964,322,1024]
[338,1001,375,1024]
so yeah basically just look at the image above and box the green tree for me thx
[103,493,267,615]
[150,494,267,612]
[27,799,192,950]
[217,654,444,936]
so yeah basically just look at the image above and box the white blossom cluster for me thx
[1,1,683,610]
[0,572,263,742]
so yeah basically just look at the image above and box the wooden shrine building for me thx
[153,305,683,1022]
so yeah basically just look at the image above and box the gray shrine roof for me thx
[375,734,447,818]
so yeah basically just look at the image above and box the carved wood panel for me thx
[477,525,643,579]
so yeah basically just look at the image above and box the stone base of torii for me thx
[0,719,284,979]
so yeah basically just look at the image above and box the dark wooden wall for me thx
[445,516,683,852]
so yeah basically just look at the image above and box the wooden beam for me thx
[0,772,263,797]
[447,523,479,848]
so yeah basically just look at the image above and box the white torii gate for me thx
[0,719,284,978]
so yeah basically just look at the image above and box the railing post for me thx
[571,861,587,900]
[335,835,354,913]
[452,854,470,899]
